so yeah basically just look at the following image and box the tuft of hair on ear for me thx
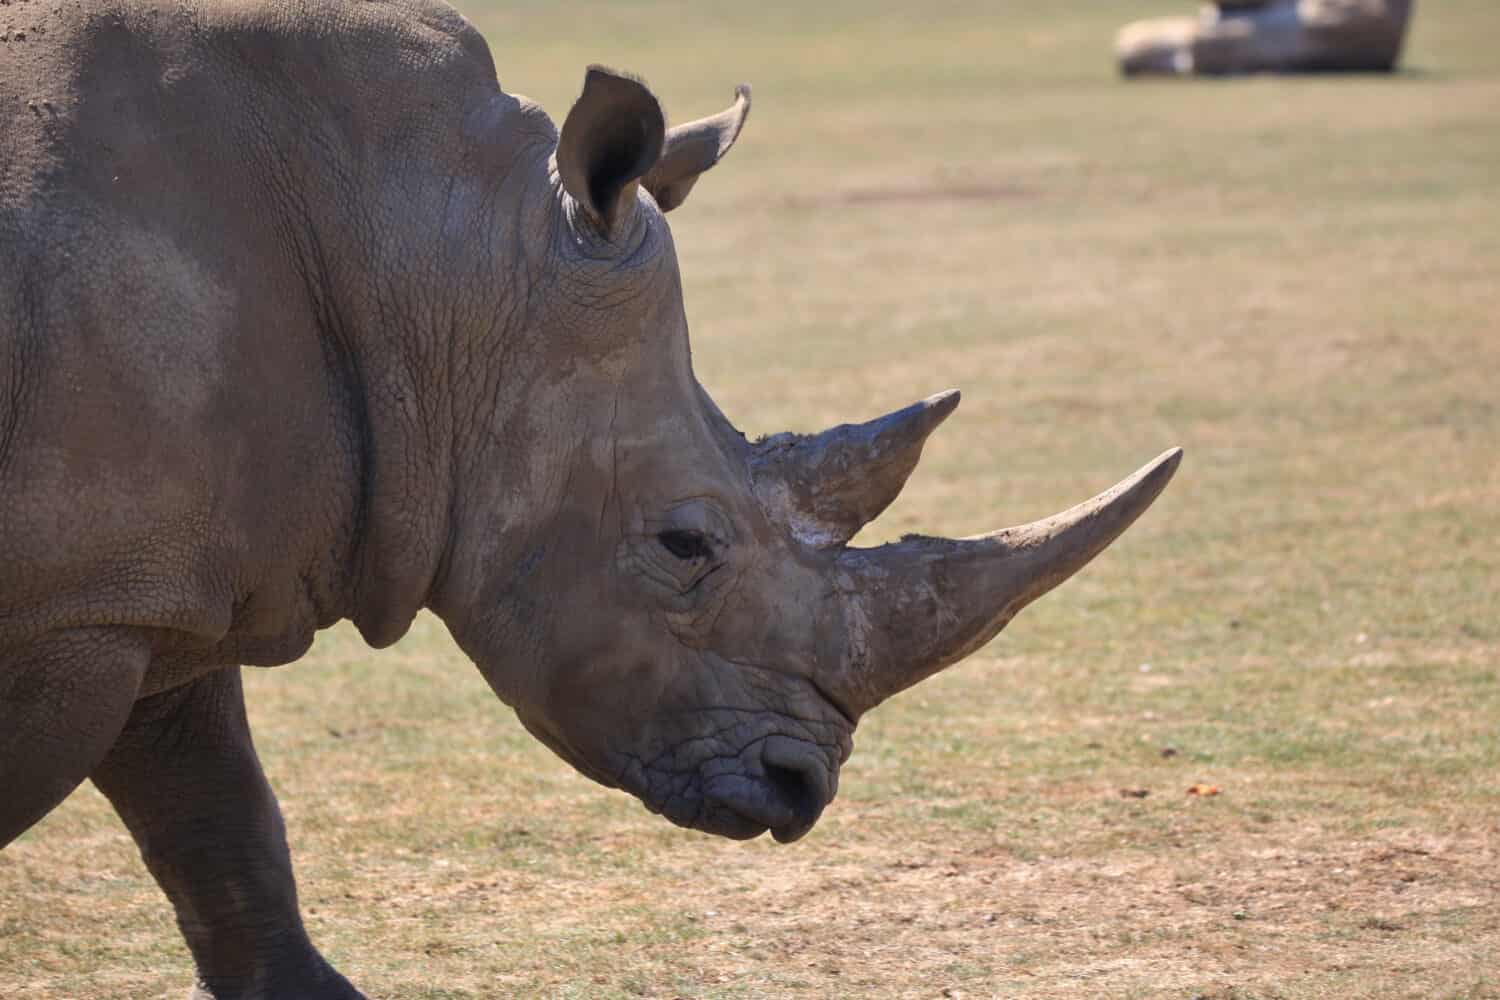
[557,66,667,235]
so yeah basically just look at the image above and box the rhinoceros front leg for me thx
[91,667,364,1000]
[0,628,150,847]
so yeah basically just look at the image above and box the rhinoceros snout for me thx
[702,734,833,844]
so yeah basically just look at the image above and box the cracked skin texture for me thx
[0,2,1178,996]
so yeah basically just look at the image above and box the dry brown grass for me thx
[4,1,1500,997]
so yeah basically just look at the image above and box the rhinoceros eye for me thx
[657,529,713,562]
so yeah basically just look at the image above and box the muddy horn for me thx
[750,390,962,549]
[826,447,1183,716]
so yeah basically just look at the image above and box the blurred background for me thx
[3,2,1497,997]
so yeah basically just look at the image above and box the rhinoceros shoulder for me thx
[0,0,516,659]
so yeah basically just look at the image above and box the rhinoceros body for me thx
[1117,0,1414,76]
[0,1,1179,995]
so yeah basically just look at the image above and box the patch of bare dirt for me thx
[645,828,1500,997]
[355,821,1500,997]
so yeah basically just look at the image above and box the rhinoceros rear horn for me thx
[643,84,752,212]
[751,391,960,548]
[557,66,667,234]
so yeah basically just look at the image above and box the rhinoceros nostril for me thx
[764,760,820,825]
[759,737,829,840]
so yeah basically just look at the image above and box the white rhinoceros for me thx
[0,0,1181,995]
[1117,0,1414,76]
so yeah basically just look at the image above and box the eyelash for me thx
[657,529,714,561]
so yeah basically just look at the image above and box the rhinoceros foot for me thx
[187,965,366,1000]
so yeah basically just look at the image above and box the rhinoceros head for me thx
[436,68,1180,844]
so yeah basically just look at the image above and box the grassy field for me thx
[4,1,1500,997]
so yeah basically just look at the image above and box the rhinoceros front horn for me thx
[826,447,1182,717]
[750,390,962,548]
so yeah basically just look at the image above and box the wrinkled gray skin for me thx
[1117,0,1414,76]
[0,1,1180,996]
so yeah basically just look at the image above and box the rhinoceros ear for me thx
[642,84,752,212]
[557,66,666,235]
